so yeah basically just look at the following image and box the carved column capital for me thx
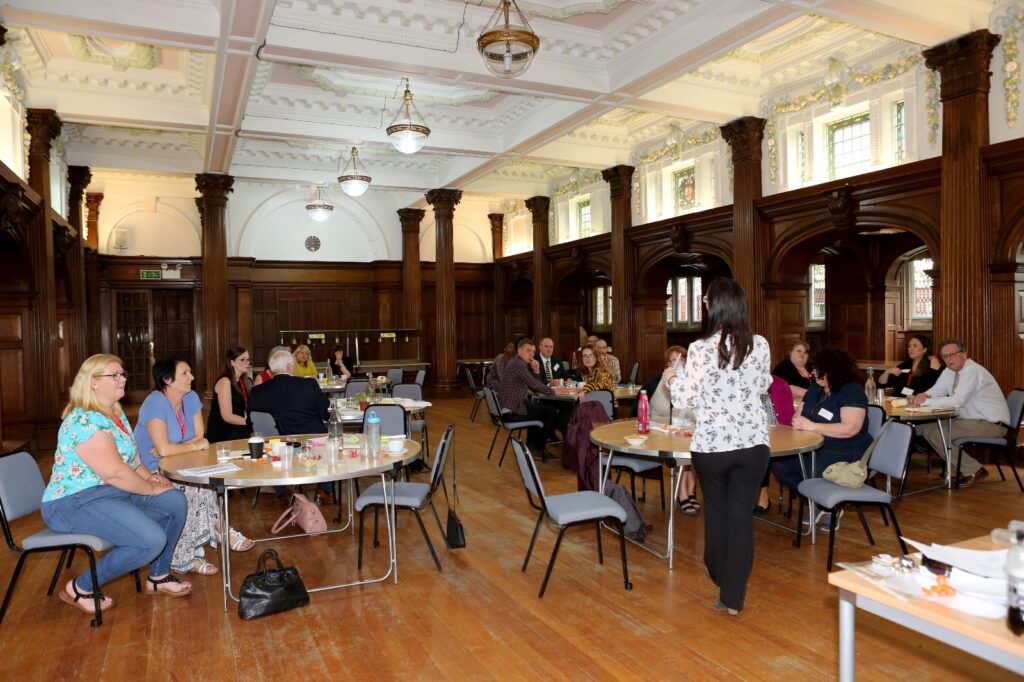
[923,29,1000,100]
[488,212,504,260]
[67,165,91,216]
[720,116,766,164]
[195,173,234,204]
[601,165,634,200]
[524,195,550,217]
[398,207,425,233]
[27,109,62,159]
[425,188,462,219]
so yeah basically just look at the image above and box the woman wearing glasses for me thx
[134,357,253,575]
[876,334,942,397]
[206,346,252,443]
[569,344,615,394]
[40,355,191,617]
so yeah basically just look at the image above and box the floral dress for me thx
[43,408,138,502]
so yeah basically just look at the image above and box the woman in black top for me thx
[328,345,354,380]
[206,347,252,443]
[772,340,813,399]
[877,334,942,397]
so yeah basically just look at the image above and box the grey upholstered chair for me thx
[510,437,632,598]
[950,388,1024,492]
[414,369,426,386]
[0,451,141,627]
[464,367,485,422]
[393,382,429,463]
[795,421,912,570]
[362,404,409,439]
[345,380,370,398]
[248,410,279,437]
[481,386,543,466]
[355,424,454,572]
[582,389,614,419]
[386,368,404,386]
[865,404,886,440]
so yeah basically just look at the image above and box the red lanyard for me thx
[237,377,248,406]
[111,415,132,440]
[165,394,187,438]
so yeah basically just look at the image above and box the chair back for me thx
[867,421,912,479]
[428,425,455,496]
[583,389,614,419]
[1005,389,1024,433]
[561,360,570,373]
[345,380,369,398]
[510,437,546,509]
[865,404,886,440]
[463,367,478,391]
[482,386,503,420]
[362,404,408,438]
[386,368,404,385]
[628,362,640,384]
[414,369,426,386]
[0,452,44,524]
[392,383,422,401]
[314,361,330,376]
[249,411,279,437]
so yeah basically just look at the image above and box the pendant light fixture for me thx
[477,0,540,79]
[305,183,334,222]
[337,146,371,197]
[386,78,430,155]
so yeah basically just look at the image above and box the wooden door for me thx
[113,290,153,401]
[152,290,195,367]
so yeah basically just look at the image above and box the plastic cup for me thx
[387,439,404,454]
[216,444,231,461]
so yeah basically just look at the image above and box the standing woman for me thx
[292,344,318,378]
[206,347,252,443]
[134,357,253,575]
[666,278,771,615]
[40,354,191,616]
[773,340,813,399]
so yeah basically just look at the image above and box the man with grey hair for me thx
[594,338,622,385]
[254,345,289,385]
[249,349,329,440]
[909,338,1010,488]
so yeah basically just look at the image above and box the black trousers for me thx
[692,444,770,611]
[507,401,558,451]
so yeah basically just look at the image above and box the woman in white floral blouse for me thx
[665,278,771,615]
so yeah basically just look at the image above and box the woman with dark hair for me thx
[206,347,252,443]
[772,340,813,399]
[772,347,871,531]
[328,345,353,380]
[568,344,615,394]
[877,334,942,396]
[134,357,253,575]
[664,277,771,615]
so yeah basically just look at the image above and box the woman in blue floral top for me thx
[40,354,191,617]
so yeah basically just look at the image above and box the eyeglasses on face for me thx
[95,372,128,380]
[581,353,596,359]
[939,350,963,360]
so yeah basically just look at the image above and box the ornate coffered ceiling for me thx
[0,0,997,202]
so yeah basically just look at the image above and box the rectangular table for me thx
[829,536,1024,680]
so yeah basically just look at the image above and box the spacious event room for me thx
[1,0,1023,678]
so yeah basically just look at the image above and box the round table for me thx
[884,402,959,494]
[161,434,421,609]
[590,420,823,567]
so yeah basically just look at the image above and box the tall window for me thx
[673,167,696,212]
[796,130,808,182]
[577,200,592,238]
[809,264,826,321]
[593,285,612,328]
[893,100,905,164]
[666,277,702,328]
[907,257,933,322]
[827,112,871,180]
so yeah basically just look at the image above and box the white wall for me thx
[90,172,201,257]
[419,195,499,263]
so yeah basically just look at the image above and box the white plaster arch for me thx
[235,187,391,261]
[104,200,201,256]
[418,218,490,263]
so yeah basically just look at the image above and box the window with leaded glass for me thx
[593,285,612,329]
[673,167,696,212]
[666,276,702,330]
[893,100,905,164]
[577,200,592,237]
[908,257,933,321]
[827,112,871,180]
[797,130,808,182]
[809,264,826,321]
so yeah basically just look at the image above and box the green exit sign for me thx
[139,269,161,280]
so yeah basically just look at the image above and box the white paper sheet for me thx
[179,463,242,477]
[903,537,1008,578]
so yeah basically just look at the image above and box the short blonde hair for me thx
[293,344,314,368]
[64,354,125,418]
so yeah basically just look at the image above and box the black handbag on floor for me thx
[442,439,466,549]
[238,548,309,620]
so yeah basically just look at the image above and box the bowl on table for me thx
[623,436,647,447]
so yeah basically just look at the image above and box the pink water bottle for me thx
[637,389,650,434]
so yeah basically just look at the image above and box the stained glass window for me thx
[893,100,905,164]
[673,167,696,212]
[909,257,933,319]
[810,264,826,321]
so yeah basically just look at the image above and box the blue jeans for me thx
[40,485,187,591]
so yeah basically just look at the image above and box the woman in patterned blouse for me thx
[40,354,191,617]
[666,278,771,615]
[570,344,615,395]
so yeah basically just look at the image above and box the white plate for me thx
[386,448,409,457]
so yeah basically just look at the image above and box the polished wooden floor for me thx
[1,396,1020,680]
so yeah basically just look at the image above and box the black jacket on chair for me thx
[247,374,329,436]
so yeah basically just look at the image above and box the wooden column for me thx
[425,189,462,396]
[84,192,103,354]
[85,192,102,251]
[66,166,90,369]
[524,196,550,339]
[489,213,505,348]
[195,173,234,391]
[602,164,635,366]
[923,30,1000,363]
[26,108,62,424]
[489,213,504,260]
[721,116,768,334]
[399,207,425,334]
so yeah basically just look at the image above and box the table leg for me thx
[938,417,953,489]
[838,588,856,681]
[219,485,229,612]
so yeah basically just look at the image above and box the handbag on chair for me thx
[238,549,309,619]
[442,438,466,549]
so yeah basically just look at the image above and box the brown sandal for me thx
[58,580,114,614]
[145,574,192,598]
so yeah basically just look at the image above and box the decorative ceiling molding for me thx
[726,16,844,63]
[295,66,502,106]
[65,122,204,155]
[67,35,158,72]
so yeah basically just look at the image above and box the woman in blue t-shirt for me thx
[41,354,191,617]
[771,348,871,529]
[135,357,253,576]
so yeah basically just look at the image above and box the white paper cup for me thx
[387,439,404,454]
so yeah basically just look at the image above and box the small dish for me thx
[624,436,647,447]
[385,448,409,457]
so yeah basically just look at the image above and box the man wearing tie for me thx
[536,337,565,385]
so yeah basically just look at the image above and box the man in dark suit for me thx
[535,337,566,385]
[248,350,329,435]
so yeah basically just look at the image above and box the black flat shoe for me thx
[753,500,771,517]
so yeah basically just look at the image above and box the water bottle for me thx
[366,410,381,457]
[367,372,376,401]
[1008,529,1024,636]
[327,398,344,442]
[637,389,650,434]
[865,371,877,404]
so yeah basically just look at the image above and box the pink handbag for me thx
[270,493,328,534]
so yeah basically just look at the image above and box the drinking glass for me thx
[298,441,318,469]
[216,444,231,461]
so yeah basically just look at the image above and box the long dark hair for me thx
[909,334,934,378]
[704,277,754,369]
[218,346,250,394]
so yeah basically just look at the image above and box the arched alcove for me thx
[103,201,201,257]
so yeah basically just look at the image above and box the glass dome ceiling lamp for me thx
[386,79,430,155]
[305,183,334,222]
[337,146,372,197]
[477,0,540,79]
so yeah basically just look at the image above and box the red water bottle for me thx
[637,389,650,434]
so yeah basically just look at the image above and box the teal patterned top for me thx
[42,408,139,502]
